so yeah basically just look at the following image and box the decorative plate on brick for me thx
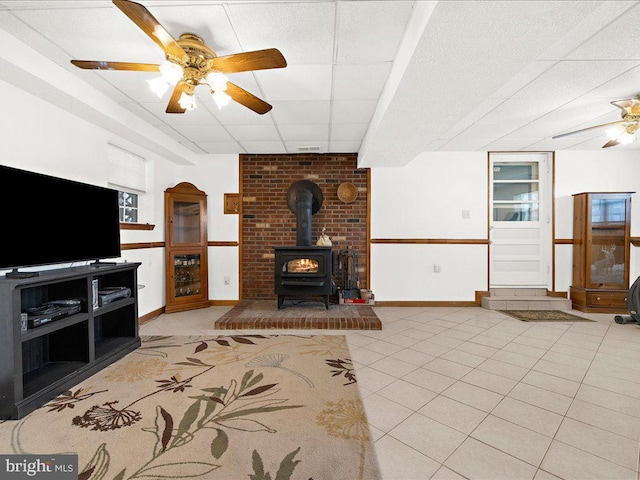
[337,182,358,203]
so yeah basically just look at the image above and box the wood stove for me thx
[275,246,334,309]
[274,179,335,309]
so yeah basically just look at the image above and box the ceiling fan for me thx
[552,96,640,148]
[70,0,286,114]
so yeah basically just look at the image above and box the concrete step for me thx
[482,288,571,311]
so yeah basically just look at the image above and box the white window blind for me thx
[107,144,147,193]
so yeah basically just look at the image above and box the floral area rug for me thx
[215,300,382,330]
[0,335,381,480]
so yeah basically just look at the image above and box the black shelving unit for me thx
[0,262,141,419]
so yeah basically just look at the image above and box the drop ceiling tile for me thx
[336,1,414,64]
[178,141,207,154]
[583,65,640,100]
[454,122,520,141]
[154,125,189,143]
[227,2,335,65]
[241,141,287,154]
[514,98,621,139]
[255,65,332,101]
[490,61,557,99]
[331,100,378,124]
[332,63,392,100]
[119,102,166,126]
[329,140,361,153]
[140,100,221,127]
[565,3,640,60]
[270,101,331,125]
[444,98,506,139]
[511,60,639,101]
[279,124,329,142]
[330,123,369,141]
[537,2,630,60]
[197,142,244,154]
[174,125,235,143]
[476,98,569,125]
[14,5,162,63]
[226,124,281,142]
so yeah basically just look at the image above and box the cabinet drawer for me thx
[587,291,628,308]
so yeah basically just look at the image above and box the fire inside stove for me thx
[285,258,318,273]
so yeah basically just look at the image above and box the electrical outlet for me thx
[433,264,441,273]
[462,209,471,219]
[223,276,230,285]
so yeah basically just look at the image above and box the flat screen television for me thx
[0,164,121,276]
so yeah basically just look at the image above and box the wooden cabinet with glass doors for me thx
[165,182,209,313]
[570,192,633,313]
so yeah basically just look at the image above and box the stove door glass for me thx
[286,258,318,273]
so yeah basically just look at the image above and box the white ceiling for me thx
[0,0,639,167]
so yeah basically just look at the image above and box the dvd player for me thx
[98,286,131,306]
[26,300,81,329]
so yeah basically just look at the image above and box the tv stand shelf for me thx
[0,262,141,419]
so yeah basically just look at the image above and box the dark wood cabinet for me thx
[570,192,634,313]
[0,263,140,419]
[165,182,209,313]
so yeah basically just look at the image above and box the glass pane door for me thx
[492,162,539,221]
[589,196,627,287]
[173,253,202,298]
[173,200,201,244]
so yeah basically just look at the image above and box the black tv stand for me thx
[91,260,118,267]
[0,262,141,419]
[5,268,39,279]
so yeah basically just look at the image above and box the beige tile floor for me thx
[140,305,640,480]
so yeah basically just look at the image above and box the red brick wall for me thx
[241,153,368,300]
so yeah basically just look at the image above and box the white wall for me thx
[0,79,180,317]
[370,152,488,301]
[0,76,242,313]
[176,157,240,301]
[370,149,640,302]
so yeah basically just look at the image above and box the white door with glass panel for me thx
[489,153,552,287]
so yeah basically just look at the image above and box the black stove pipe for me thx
[286,180,324,247]
[296,189,313,246]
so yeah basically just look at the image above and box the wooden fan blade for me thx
[166,82,189,114]
[225,82,272,114]
[112,0,188,61]
[208,48,287,74]
[611,97,640,115]
[552,120,624,139]
[71,60,160,72]
[603,139,620,148]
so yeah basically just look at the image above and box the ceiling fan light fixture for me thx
[159,60,183,85]
[605,124,637,145]
[147,77,170,98]
[212,90,231,109]
[178,91,196,111]
[206,72,228,92]
[619,131,636,145]
[606,126,623,140]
